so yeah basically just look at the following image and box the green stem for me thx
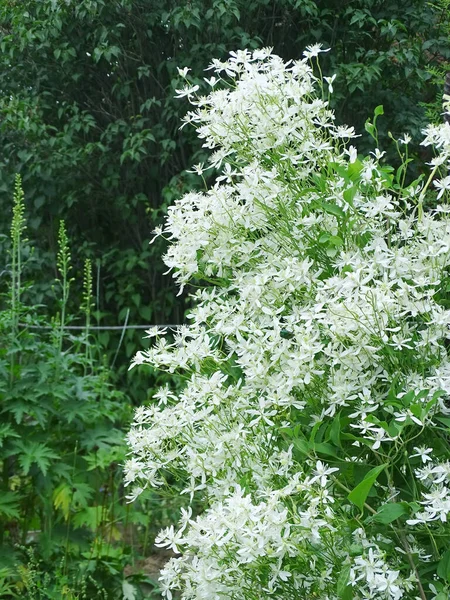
[417,164,439,220]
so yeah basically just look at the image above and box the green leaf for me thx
[329,235,343,247]
[72,483,95,509]
[321,202,345,219]
[72,506,103,531]
[313,442,339,458]
[53,484,72,520]
[373,502,407,524]
[437,549,450,582]
[365,120,375,138]
[93,47,103,63]
[309,420,322,444]
[343,186,357,204]
[15,441,59,476]
[374,104,384,116]
[293,438,310,456]
[347,160,363,180]
[329,415,341,448]
[348,464,387,511]
[436,416,450,429]
[319,232,330,244]
[0,423,19,447]
[0,492,20,519]
[336,564,352,599]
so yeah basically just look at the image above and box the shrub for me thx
[126,48,450,599]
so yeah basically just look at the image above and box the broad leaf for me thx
[0,492,20,519]
[348,464,387,511]
[373,502,407,524]
[437,549,450,582]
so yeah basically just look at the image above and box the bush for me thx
[126,49,450,599]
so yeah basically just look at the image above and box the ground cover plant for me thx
[126,48,450,599]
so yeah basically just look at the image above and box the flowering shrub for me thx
[125,47,450,600]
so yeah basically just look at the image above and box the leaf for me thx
[336,564,352,599]
[329,415,341,448]
[0,492,20,519]
[436,416,450,429]
[321,202,345,219]
[72,483,95,509]
[122,580,137,600]
[347,160,363,180]
[293,438,310,456]
[53,484,72,520]
[313,442,339,458]
[309,421,322,444]
[0,423,19,447]
[14,441,59,476]
[373,502,407,524]
[93,47,103,63]
[329,235,343,247]
[72,506,103,531]
[348,464,387,511]
[365,120,376,138]
[374,104,384,116]
[437,549,450,582]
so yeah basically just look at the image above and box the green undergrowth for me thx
[0,176,172,599]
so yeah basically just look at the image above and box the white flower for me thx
[311,461,339,487]
[433,175,450,199]
[126,47,450,600]
[303,43,330,59]
[399,133,411,145]
[203,76,218,87]
[324,74,336,93]
[174,84,199,98]
[345,145,358,163]
[177,66,191,78]
[409,447,434,464]
[187,162,205,176]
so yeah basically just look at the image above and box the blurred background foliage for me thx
[0,177,184,597]
[0,0,450,596]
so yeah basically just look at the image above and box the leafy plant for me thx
[126,48,450,600]
[0,0,449,403]
[0,176,157,598]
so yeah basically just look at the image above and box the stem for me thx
[417,163,439,220]
[398,531,428,600]
[64,441,78,577]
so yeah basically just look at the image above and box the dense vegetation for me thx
[0,0,450,597]
[1,0,449,398]
[0,177,167,597]
[127,47,450,600]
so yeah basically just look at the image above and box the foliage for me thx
[127,49,450,599]
[421,0,450,125]
[0,176,159,598]
[0,0,449,402]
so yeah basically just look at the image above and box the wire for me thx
[18,324,181,330]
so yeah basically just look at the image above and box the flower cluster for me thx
[126,47,450,599]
